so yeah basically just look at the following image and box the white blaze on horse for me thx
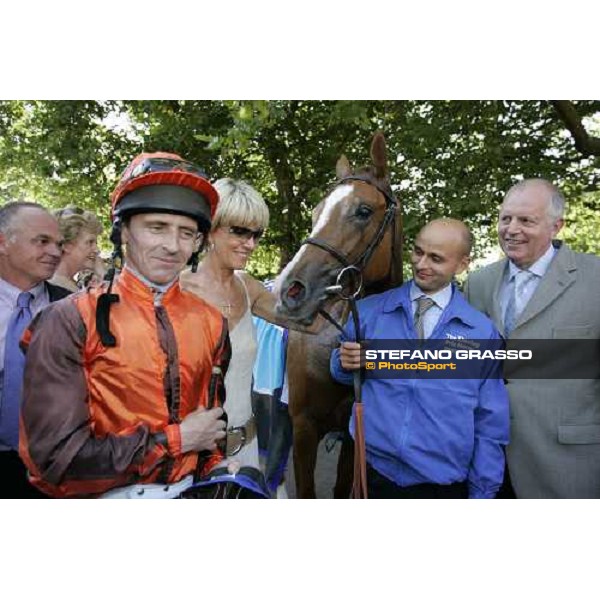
[276,132,404,498]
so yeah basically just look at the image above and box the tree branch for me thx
[551,100,600,157]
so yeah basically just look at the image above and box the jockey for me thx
[18,152,237,498]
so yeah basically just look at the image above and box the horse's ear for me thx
[336,155,352,180]
[370,131,388,180]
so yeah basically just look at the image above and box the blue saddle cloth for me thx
[178,466,271,499]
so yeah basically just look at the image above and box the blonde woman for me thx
[50,206,104,292]
[181,179,280,471]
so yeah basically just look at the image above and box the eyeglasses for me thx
[228,226,264,241]
[130,157,209,180]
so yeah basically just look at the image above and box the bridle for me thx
[302,174,398,275]
[300,174,399,335]
[299,174,399,500]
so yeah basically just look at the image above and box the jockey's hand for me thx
[180,406,227,453]
[340,341,362,371]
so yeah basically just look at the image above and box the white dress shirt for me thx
[500,243,557,329]
[409,281,453,340]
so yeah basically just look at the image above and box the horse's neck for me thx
[389,207,404,288]
[363,207,404,296]
[364,278,394,296]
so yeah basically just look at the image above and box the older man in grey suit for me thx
[464,178,600,498]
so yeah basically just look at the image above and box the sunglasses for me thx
[228,225,264,241]
[130,157,209,180]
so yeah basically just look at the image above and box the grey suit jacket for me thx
[464,242,600,498]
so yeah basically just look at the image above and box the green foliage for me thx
[560,191,600,255]
[245,242,281,280]
[1,100,599,279]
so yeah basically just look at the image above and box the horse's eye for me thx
[355,205,373,220]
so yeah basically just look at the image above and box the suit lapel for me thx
[490,259,508,326]
[45,282,72,302]
[515,245,577,330]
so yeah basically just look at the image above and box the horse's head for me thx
[277,132,403,325]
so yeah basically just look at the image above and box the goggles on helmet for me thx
[128,156,210,181]
[110,152,219,233]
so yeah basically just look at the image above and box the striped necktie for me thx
[504,271,535,336]
[414,296,436,340]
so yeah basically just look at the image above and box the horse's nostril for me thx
[282,281,309,311]
[286,280,306,301]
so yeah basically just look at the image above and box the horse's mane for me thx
[353,165,378,178]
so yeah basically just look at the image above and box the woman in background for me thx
[50,206,103,292]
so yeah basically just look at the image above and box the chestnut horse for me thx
[277,132,404,498]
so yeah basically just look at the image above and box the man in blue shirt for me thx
[330,218,510,499]
[0,202,70,498]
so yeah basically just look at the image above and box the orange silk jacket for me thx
[19,268,230,498]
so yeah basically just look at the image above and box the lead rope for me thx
[349,297,368,499]
[324,266,368,499]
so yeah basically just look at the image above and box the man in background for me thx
[0,202,69,498]
[465,179,600,498]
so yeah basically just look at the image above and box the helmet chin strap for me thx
[96,220,123,347]
[187,229,208,273]
[189,251,200,273]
